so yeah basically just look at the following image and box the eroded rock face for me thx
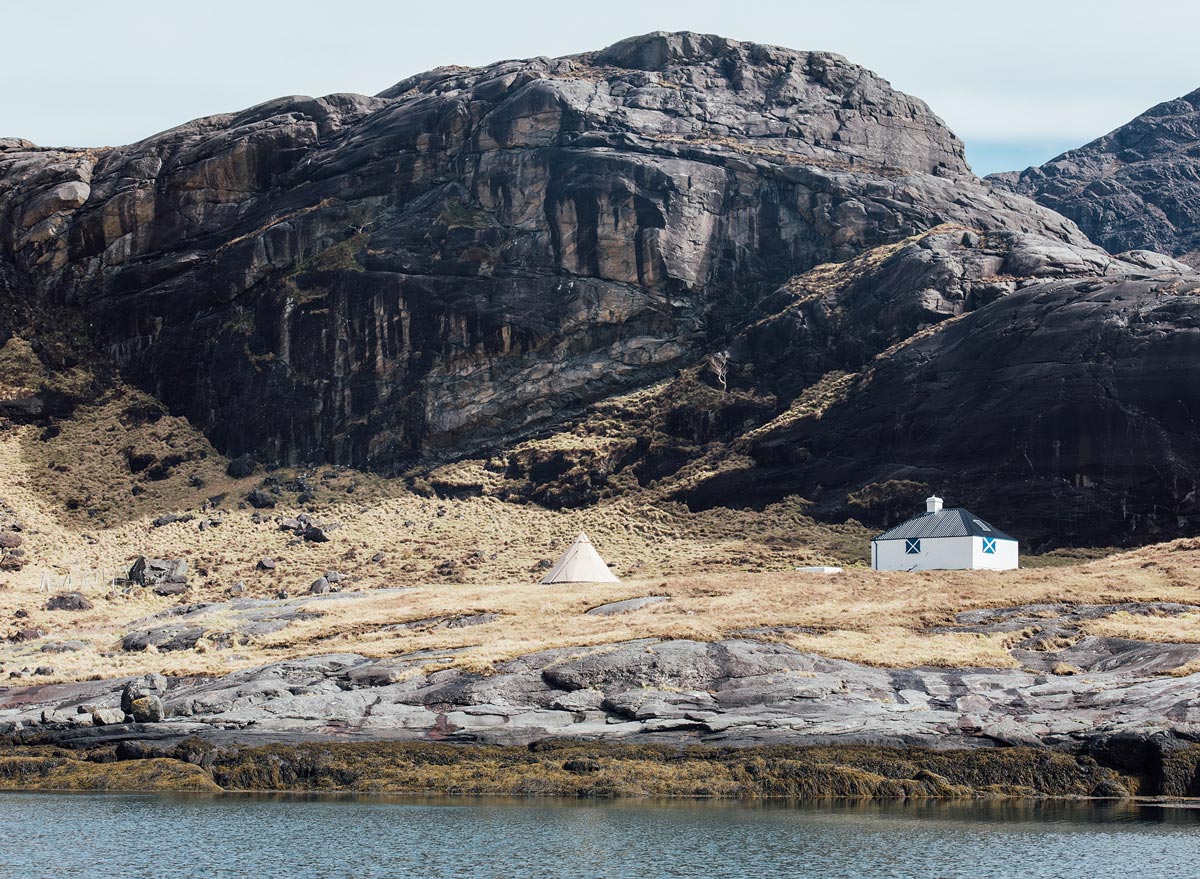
[684,227,1200,545]
[990,87,1200,265]
[0,32,1084,471]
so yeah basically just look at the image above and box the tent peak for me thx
[540,532,620,584]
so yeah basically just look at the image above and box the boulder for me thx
[121,673,167,715]
[121,626,203,652]
[9,627,46,643]
[257,557,276,571]
[40,640,87,653]
[128,557,188,587]
[115,740,159,760]
[152,581,189,597]
[245,489,276,509]
[226,454,259,479]
[307,577,331,595]
[302,524,329,542]
[128,696,165,723]
[92,707,126,726]
[151,512,194,528]
[46,591,93,611]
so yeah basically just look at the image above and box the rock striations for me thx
[685,227,1200,543]
[990,87,1200,265]
[1,32,1199,544]
[0,32,1081,470]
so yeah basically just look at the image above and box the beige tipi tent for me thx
[540,532,620,584]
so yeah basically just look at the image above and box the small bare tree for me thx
[707,351,730,393]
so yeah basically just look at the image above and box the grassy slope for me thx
[2,331,1200,686]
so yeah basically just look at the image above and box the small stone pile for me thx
[277,513,337,543]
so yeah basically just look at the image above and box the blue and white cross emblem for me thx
[982,537,997,554]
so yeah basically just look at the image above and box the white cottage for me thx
[870,496,1018,572]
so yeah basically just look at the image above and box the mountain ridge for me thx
[989,86,1200,265]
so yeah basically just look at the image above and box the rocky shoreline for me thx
[3,603,1200,798]
[0,739,1165,799]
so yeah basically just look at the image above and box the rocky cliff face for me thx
[681,229,1200,544]
[0,32,1082,471]
[2,32,1198,546]
[989,88,1200,266]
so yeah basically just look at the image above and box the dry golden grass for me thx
[744,370,856,439]
[1084,610,1200,643]
[0,335,92,400]
[779,627,1024,669]
[3,475,1199,683]
[3,330,1199,686]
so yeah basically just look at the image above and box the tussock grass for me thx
[0,336,93,400]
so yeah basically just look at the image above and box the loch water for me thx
[1,793,1197,878]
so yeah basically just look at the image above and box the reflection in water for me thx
[1,793,1197,878]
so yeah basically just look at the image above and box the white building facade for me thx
[870,496,1018,572]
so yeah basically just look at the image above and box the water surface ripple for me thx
[1,794,1197,878]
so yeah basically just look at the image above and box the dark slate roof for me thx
[872,508,1015,542]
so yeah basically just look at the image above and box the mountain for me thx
[684,228,1200,544]
[989,88,1200,266]
[2,32,1199,546]
[0,31,1082,468]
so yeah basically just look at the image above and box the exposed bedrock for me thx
[4,623,1200,770]
[684,227,1200,544]
[0,32,1084,471]
[990,87,1200,266]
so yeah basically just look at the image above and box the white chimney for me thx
[926,495,943,514]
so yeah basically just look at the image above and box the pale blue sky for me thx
[4,0,1197,175]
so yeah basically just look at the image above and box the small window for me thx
[974,519,991,532]
[905,538,921,554]
[982,537,997,554]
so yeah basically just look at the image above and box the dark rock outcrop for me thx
[683,227,1200,545]
[3,33,1198,547]
[990,87,1200,265]
[128,557,188,588]
[0,32,1082,473]
[46,591,93,612]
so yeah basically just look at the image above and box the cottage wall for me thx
[873,536,975,571]
[970,536,1019,570]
